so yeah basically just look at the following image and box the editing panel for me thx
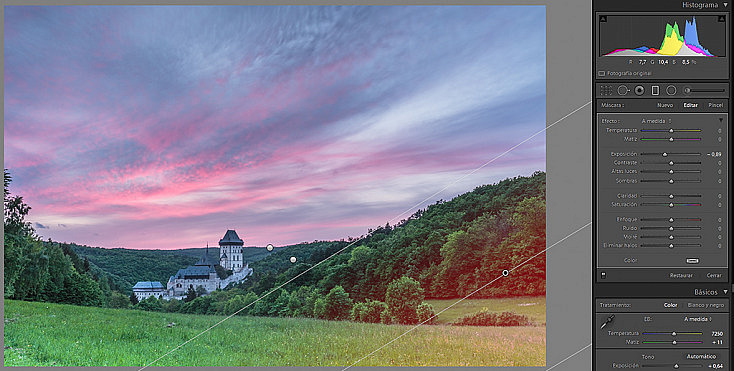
[593,0,732,370]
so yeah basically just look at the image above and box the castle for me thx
[133,230,253,301]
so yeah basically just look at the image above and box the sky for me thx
[4,6,546,250]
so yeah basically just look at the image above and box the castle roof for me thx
[219,229,244,246]
[174,264,215,279]
[195,252,215,266]
[170,248,218,280]
[133,281,165,291]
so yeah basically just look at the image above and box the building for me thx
[134,230,254,301]
[215,229,253,291]
[166,230,253,299]
[219,229,245,271]
[132,281,167,301]
[166,252,220,298]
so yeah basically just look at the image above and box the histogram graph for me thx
[599,14,726,57]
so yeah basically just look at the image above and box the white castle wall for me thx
[134,289,167,301]
[162,265,252,300]
[220,264,253,288]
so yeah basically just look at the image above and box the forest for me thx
[67,243,281,293]
[244,170,546,301]
[4,169,545,325]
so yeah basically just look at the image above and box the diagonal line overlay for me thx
[138,100,592,370]
[546,343,592,371]
[389,100,591,224]
[341,221,591,371]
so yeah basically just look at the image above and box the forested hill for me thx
[66,244,287,293]
[5,168,544,306]
[65,245,212,293]
[244,171,546,301]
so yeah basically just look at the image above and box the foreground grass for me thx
[426,296,546,325]
[4,299,545,367]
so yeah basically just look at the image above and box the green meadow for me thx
[426,296,546,325]
[4,298,545,367]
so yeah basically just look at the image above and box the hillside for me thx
[246,171,546,301]
[174,246,283,261]
[68,244,289,293]
[65,244,204,292]
[5,169,545,318]
[4,299,545,367]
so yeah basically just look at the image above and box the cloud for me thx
[5,6,545,249]
[34,222,49,229]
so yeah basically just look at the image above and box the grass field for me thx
[426,296,546,325]
[4,298,545,367]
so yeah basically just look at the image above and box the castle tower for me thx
[219,229,244,271]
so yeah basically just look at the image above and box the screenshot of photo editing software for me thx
[594,0,732,370]
[0,1,731,370]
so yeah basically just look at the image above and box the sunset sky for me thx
[4,6,545,250]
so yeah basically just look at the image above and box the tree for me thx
[363,300,388,323]
[180,296,214,314]
[513,196,546,239]
[11,237,50,301]
[385,277,424,324]
[347,245,374,301]
[4,169,33,238]
[302,289,321,318]
[162,298,182,313]
[184,286,197,303]
[138,296,163,312]
[380,308,392,324]
[63,269,104,306]
[416,303,436,324]
[206,289,235,314]
[214,264,231,280]
[108,292,131,309]
[507,196,546,296]
[3,170,108,305]
[287,290,303,317]
[250,289,278,316]
[251,298,269,316]
[4,170,42,299]
[250,271,276,295]
[224,295,246,315]
[3,237,24,298]
[313,298,326,320]
[42,244,72,302]
[350,302,366,321]
[195,285,208,297]
[322,285,353,321]
[97,275,111,305]
[60,243,86,275]
[287,286,313,317]
[130,292,139,306]
[348,245,371,265]
[269,289,290,317]
[241,292,259,315]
